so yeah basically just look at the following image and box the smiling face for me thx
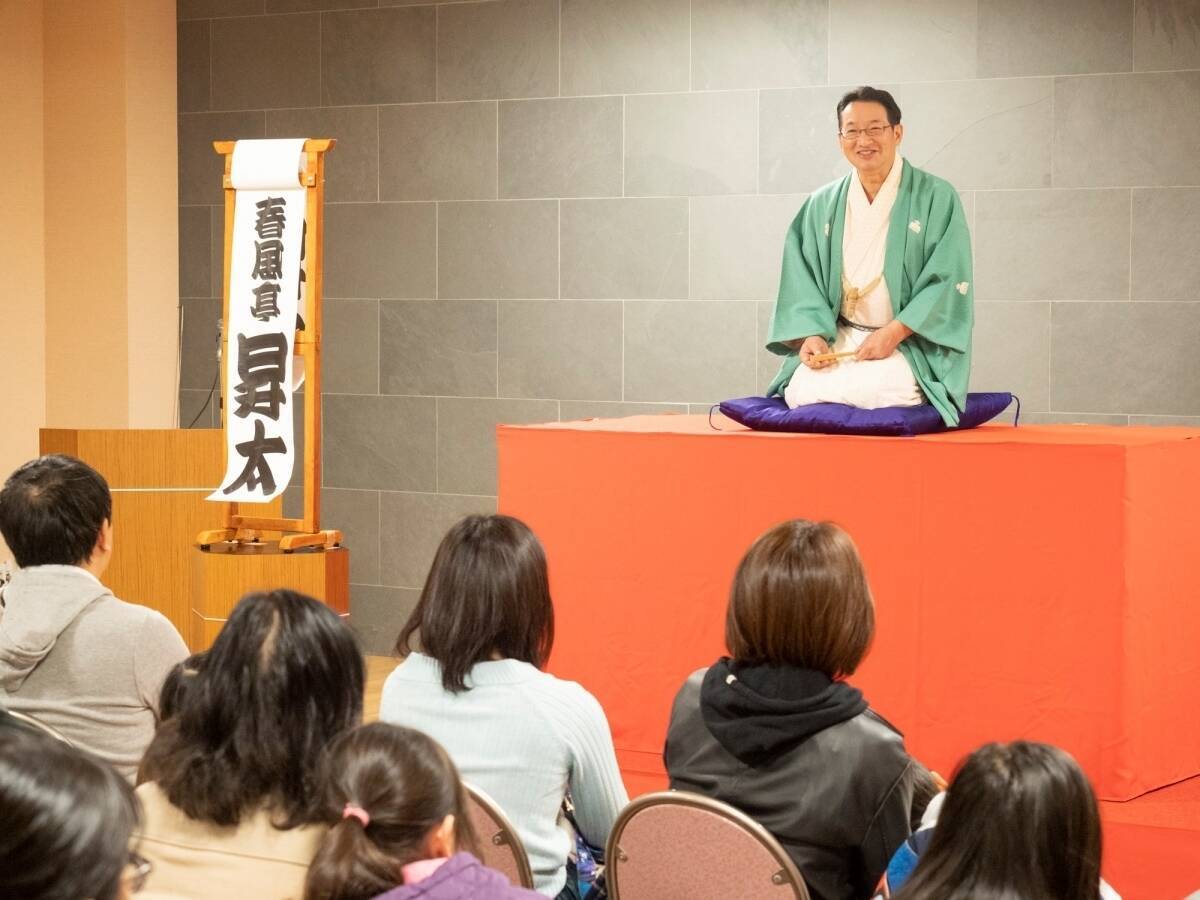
[838,100,903,181]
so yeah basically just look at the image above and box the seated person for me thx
[0,454,188,779]
[0,719,147,900]
[304,721,543,900]
[664,519,933,900]
[379,514,628,900]
[766,86,973,427]
[135,589,364,900]
[891,741,1110,900]
[155,652,205,722]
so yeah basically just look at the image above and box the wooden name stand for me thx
[197,138,340,554]
[191,139,348,648]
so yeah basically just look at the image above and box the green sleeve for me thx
[766,205,836,356]
[895,187,973,353]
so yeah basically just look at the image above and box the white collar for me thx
[849,155,903,212]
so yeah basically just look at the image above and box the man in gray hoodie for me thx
[0,454,188,779]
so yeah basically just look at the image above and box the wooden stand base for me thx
[189,542,349,650]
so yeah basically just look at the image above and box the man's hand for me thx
[799,335,835,369]
[855,320,913,361]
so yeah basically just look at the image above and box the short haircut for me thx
[0,722,141,900]
[836,86,902,128]
[139,589,364,829]
[395,514,554,693]
[895,741,1103,900]
[304,722,478,899]
[725,520,874,678]
[0,455,112,568]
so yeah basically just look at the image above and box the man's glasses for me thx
[126,851,153,894]
[838,125,895,142]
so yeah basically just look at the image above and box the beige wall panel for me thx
[124,0,180,428]
[43,0,130,428]
[0,0,47,481]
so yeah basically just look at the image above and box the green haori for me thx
[765,159,974,426]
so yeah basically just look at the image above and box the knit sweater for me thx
[379,654,628,897]
[0,565,188,779]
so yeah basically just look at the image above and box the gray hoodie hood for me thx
[0,565,111,693]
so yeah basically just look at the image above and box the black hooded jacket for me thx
[664,660,929,900]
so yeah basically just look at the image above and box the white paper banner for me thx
[209,139,307,503]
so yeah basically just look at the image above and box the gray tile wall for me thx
[177,0,1200,651]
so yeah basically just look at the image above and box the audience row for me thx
[0,455,1115,899]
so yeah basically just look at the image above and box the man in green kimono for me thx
[766,86,973,427]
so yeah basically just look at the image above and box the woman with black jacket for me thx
[664,519,933,900]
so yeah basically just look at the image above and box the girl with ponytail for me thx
[304,722,542,900]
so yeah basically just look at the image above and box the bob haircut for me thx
[139,589,364,829]
[836,85,903,128]
[395,514,554,693]
[725,519,873,678]
[895,741,1103,900]
[0,454,111,568]
[0,720,141,900]
[304,722,478,900]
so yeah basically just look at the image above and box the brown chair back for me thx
[463,781,535,889]
[605,791,809,900]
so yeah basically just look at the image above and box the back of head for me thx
[140,589,365,828]
[895,741,1102,900]
[0,724,140,900]
[304,722,477,900]
[726,519,874,678]
[156,652,206,723]
[395,514,554,692]
[0,454,111,568]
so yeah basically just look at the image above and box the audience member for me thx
[664,519,933,900]
[0,720,149,899]
[136,589,364,899]
[379,514,628,899]
[305,721,543,900]
[155,652,205,722]
[890,741,1106,900]
[0,454,188,778]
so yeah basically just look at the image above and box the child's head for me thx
[304,723,478,900]
[395,514,555,693]
[157,652,205,722]
[897,741,1102,900]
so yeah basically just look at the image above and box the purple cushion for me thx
[718,393,1015,437]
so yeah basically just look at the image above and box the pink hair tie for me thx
[342,803,370,827]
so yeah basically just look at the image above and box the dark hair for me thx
[0,454,112,568]
[725,520,874,678]
[0,724,141,900]
[304,723,478,900]
[157,652,206,722]
[895,742,1103,900]
[395,514,554,693]
[836,86,902,128]
[139,589,364,829]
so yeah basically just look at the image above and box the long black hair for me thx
[304,722,478,900]
[0,720,141,900]
[139,589,365,828]
[894,741,1103,900]
[395,514,554,693]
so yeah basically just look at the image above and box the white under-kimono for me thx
[783,157,924,410]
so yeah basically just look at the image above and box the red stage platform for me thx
[498,415,1200,897]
